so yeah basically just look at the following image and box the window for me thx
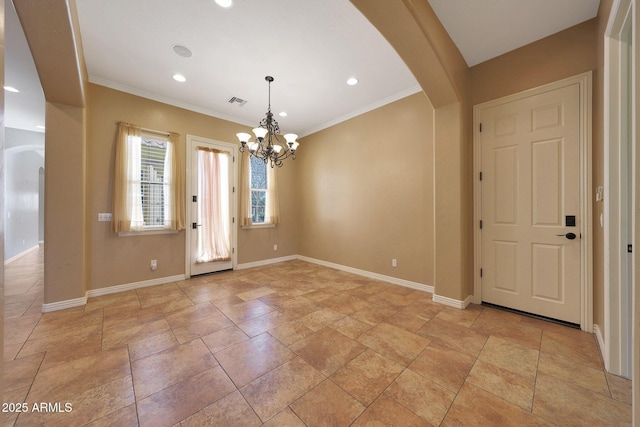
[250,157,268,223]
[112,122,185,233]
[139,135,169,227]
[239,153,279,227]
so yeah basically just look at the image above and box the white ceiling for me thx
[75,0,420,137]
[5,0,600,137]
[428,0,600,67]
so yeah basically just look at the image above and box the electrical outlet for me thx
[150,259,157,271]
[273,244,278,251]
[392,259,397,267]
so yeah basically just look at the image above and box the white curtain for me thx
[265,164,280,224]
[113,122,143,232]
[167,132,186,230]
[196,148,231,262]
[163,139,173,228]
[239,153,253,226]
[128,138,145,231]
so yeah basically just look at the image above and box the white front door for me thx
[187,136,236,276]
[479,83,581,324]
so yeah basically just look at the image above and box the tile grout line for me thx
[436,328,490,425]
[125,343,142,427]
[529,329,543,416]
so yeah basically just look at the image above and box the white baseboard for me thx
[41,274,186,313]
[5,245,40,266]
[236,255,297,270]
[593,323,608,370]
[297,255,434,294]
[432,293,473,309]
[39,256,435,312]
[42,296,87,313]
[87,274,186,298]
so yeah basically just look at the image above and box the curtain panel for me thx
[196,147,231,262]
[265,164,280,224]
[167,132,186,230]
[239,153,253,226]
[112,122,142,232]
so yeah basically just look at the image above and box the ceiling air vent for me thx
[227,96,247,106]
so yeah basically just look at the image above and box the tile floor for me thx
[2,247,633,426]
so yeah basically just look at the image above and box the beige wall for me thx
[470,19,598,105]
[14,0,89,304]
[351,0,473,301]
[44,102,87,302]
[86,84,298,291]
[297,92,434,285]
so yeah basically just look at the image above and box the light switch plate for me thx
[595,186,604,202]
[98,213,112,222]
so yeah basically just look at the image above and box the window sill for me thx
[118,228,179,237]
[242,223,276,230]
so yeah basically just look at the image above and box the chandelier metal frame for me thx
[236,76,299,168]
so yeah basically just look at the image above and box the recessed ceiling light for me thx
[173,74,186,82]
[346,77,359,86]
[215,0,233,8]
[279,112,288,117]
[4,86,19,92]
[35,125,45,130]
[172,45,192,58]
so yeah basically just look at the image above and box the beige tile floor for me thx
[2,246,633,426]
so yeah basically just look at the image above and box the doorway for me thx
[186,135,237,277]
[473,72,593,330]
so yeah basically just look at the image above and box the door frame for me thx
[185,135,238,279]
[604,0,635,378]
[473,72,593,332]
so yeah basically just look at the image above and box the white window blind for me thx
[140,136,169,227]
[250,157,268,223]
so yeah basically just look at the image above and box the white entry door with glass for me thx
[187,136,237,276]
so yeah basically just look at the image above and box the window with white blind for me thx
[239,152,279,227]
[250,157,268,223]
[139,135,169,228]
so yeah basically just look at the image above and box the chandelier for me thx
[236,76,299,168]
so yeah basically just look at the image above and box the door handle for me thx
[556,232,577,240]
[192,222,202,229]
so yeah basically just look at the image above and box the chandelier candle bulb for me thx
[236,132,251,144]
[253,127,268,139]
[284,133,299,151]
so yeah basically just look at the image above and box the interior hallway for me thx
[2,247,633,426]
